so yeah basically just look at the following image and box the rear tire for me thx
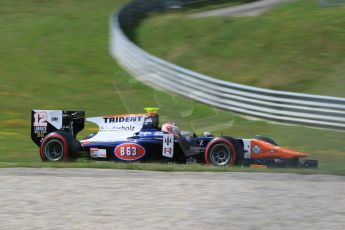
[40,131,79,161]
[205,137,240,166]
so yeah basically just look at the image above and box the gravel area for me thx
[0,168,344,230]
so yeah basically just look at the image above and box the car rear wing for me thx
[31,110,85,146]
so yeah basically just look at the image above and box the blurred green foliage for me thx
[136,0,345,96]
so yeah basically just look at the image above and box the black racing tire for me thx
[255,135,278,146]
[205,137,241,166]
[40,131,80,161]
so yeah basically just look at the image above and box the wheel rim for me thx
[44,139,64,161]
[209,143,232,166]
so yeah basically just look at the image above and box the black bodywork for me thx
[31,110,85,147]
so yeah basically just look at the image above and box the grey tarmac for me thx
[0,168,344,230]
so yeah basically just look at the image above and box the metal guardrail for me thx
[320,0,345,6]
[110,0,345,130]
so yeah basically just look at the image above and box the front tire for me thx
[205,137,240,166]
[40,131,79,161]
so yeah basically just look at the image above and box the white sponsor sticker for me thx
[33,110,62,130]
[243,139,251,159]
[85,115,146,142]
[162,134,174,158]
[252,145,261,154]
[90,148,107,158]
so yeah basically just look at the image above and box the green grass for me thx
[0,0,344,175]
[135,0,345,97]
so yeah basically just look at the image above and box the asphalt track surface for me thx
[0,168,344,230]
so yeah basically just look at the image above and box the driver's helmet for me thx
[143,114,159,129]
[162,122,180,137]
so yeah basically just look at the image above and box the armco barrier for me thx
[110,0,345,130]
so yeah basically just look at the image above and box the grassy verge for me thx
[135,0,345,97]
[0,0,344,175]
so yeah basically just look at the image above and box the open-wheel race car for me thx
[31,108,318,168]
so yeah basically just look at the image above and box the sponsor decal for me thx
[90,148,107,158]
[33,110,62,130]
[139,131,164,137]
[243,139,251,159]
[252,145,261,154]
[100,125,136,132]
[51,116,59,122]
[34,126,47,138]
[86,115,146,140]
[103,116,143,123]
[33,111,48,127]
[114,143,145,161]
[145,118,152,123]
[139,131,155,136]
[162,134,174,158]
[33,110,63,138]
[262,149,278,154]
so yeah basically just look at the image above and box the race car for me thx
[31,108,318,168]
